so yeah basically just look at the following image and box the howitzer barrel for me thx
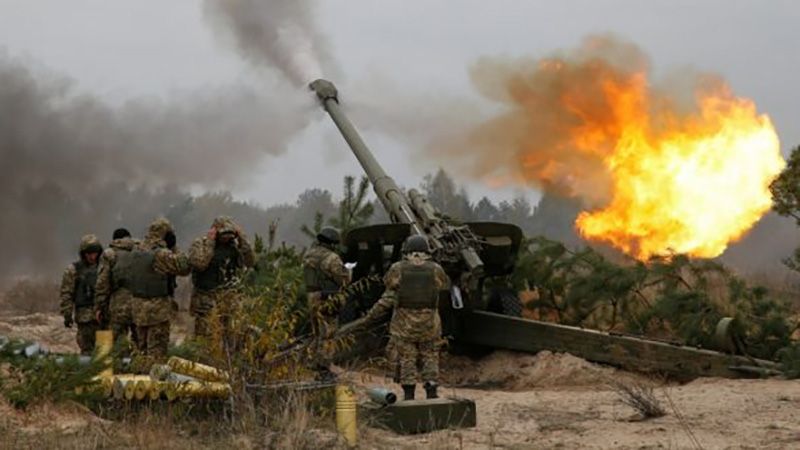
[310,79,421,233]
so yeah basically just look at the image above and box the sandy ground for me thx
[349,358,800,449]
[2,312,800,449]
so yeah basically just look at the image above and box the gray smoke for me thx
[203,0,333,86]
[0,54,310,279]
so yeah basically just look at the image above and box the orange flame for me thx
[460,37,785,261]
[572,74,783,260]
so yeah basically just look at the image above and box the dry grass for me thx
[0,392,350,450]
[609,379,666,420]
[1,278,59,315]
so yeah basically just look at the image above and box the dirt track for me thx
[3,313,800,449]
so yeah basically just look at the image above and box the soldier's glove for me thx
[164,231,177,250]
[63,316,73,328]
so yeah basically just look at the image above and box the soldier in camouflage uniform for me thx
[60,234,104,355]
[302,227,350,377]
[127,218,190,364]
[361,235,449,400]
[188,216,255,340]
[303,227,350,337]
[94,228,139,350]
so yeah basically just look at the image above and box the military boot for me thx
[424,381,438,399]
[402,384,415,401]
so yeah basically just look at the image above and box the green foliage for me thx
[770,145,800,274]
[777,343,800,378]
[253,233,265,254]
[300,212,325,242]
[300,175,375,243]
[329,175,375,235]
[0,341,107,408]
[770,145,800,224]
[245,241,308,334]
[515,237,794,360]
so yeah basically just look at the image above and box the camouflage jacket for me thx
[131,221,191,327]
[94,237,139,314]
[362,253,449,341]
[303,243,350,293]
[188,234,255,287]
[59,261,98,323]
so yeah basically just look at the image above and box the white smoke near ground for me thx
[203,0,333,86]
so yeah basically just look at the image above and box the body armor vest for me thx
[110,248,133,291]
[303,247,341,296]
[73,261,98,308]
[192,243,241,292]
[118,248,170,298]
[397,261,439,310]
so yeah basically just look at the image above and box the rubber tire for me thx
[488,288,523,317]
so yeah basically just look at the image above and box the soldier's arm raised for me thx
[154,248,191,277]
[237,232,257,268]
[59,264,77,319]
[188,237,215,271]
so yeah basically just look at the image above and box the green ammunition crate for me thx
[361,397,477,434]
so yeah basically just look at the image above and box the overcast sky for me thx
[1,0,797,207]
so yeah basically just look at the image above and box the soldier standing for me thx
[94,228,139,350]
[127,218,190,365]
[303,227,350,337]
[188,216,255,340]
[302,227,350,378]
[360,235,449,400]
[60,234,104,355]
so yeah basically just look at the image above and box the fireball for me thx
[572,76,784,260]
[464,37,785,261]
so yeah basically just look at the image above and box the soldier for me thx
[94,228,139,350]
[60,234,104,355]
[302,227,350,378]
[188,216,255,340]
[127,218,190,364]
[360,235,449,400]
[302,227,350,337]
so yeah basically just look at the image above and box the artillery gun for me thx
[309,79,780,379]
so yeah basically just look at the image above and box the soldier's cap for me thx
[212,216,238,235]
[79,234,103,254]
[112,228,131,240]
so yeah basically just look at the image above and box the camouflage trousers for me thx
[191,290,242,356]
[191,290,233,341]
[389,337,439,385]
[308,292,338,369]
[76,321,98,356]
[136,320,170,362]
[110,321,138,354]
[109,291,138,349]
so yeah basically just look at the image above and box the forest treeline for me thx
[8,167,799,285]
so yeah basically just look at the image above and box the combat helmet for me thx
[403,235,430,254]
[317,227,341,245]
[212,215,238,236]
[79,234,103,255]
[145,217,175,247]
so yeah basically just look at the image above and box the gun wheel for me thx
[488,288,523,317]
